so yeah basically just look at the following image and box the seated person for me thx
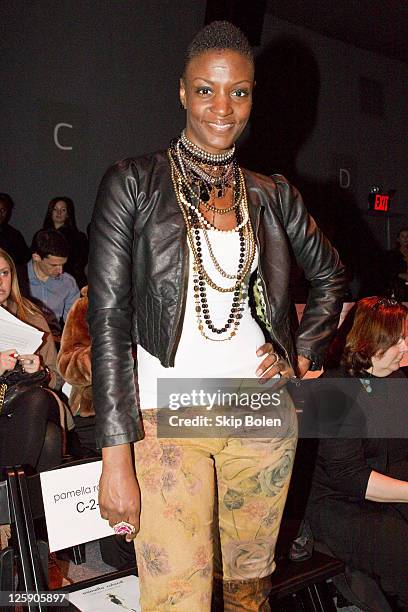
[42,197,88,290]
[387,227,408,301]
[0,248,63,472]
[0,193,30,265]
[57,285,97,457]
[306,296,408,609]
[18,229,79,339]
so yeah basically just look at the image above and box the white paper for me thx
[62,382,72,397]
[0,306,43,354]
[68,575,140,612]
[40,461,113,552]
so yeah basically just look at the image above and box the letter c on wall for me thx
[54,123,73,150]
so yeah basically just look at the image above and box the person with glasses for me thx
[306,296,408,609]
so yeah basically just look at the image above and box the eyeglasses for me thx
[371,297,399,309]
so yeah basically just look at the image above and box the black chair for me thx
[314,540,392,612]
[268,518,343,611]
[0,478,14,597]
[0,464,138,611]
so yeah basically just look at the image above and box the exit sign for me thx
[368,192,390,212]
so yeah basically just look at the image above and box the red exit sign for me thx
[369,192,390,212]
[374,194,389,211]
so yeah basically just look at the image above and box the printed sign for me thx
[69,575,140,611]
[40,461,112,552]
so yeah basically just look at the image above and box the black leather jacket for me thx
[88,151,346,448]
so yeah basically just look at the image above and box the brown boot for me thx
[222,575,272,611]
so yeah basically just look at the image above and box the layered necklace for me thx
[168,131,256,341]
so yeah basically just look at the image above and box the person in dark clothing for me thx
[306,296,408,610]
[387,228,408,301]
[0,193,30,265]
[42,196,88,289]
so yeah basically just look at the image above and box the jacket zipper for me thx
[168,232,189,366]
[254,208,294,370]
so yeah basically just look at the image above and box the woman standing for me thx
[88,22,345,611]
[306,296,408,609]
[42,197,88,289]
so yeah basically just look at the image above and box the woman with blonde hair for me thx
[0,247,62,471]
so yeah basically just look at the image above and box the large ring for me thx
[113,521,136,536]
[268,351,279,366]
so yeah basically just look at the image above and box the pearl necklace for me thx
[180,129,235,164]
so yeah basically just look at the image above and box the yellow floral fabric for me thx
[133,400,297,611]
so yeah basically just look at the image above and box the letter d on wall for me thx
[54,123,73,150]
[339,168,351,189]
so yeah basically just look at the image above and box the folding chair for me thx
[1,463,137,611]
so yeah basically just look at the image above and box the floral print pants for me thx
[133,399,297,611]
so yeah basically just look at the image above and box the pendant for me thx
[200,185,210,202]
[360,379,372,393]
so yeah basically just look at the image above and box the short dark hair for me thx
[31,229,69,259]
[0,193,14,213]
[184,21,253,75]
[342,296,407,376]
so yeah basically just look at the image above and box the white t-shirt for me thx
[137,230,266,409]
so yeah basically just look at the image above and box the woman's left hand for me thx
[255,343,311,381]
[18,354,41,374]
[255,342,291,381]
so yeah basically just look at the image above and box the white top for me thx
[137,230,266,409]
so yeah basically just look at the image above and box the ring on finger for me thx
[268,351,279,366]
[113,521,136,536]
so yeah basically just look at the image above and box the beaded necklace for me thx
[178,131,237,206]
[168,136,256,341]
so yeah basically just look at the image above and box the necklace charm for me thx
[200,185,210,202]
[360,379,373,393]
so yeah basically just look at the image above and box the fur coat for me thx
[57,286,94,417]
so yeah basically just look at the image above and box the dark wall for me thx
[1,0,206,240]
[2,1,408,298]
[241,14,408,297]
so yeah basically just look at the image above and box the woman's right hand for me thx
[0,348,18,376]
[99,444,141,541]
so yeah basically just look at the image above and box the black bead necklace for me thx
[168,136,255,341]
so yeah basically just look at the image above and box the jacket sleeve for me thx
[87,161,144,448]
[29,310,61,390]
[57,296,91,387]
[274,176,347,369]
